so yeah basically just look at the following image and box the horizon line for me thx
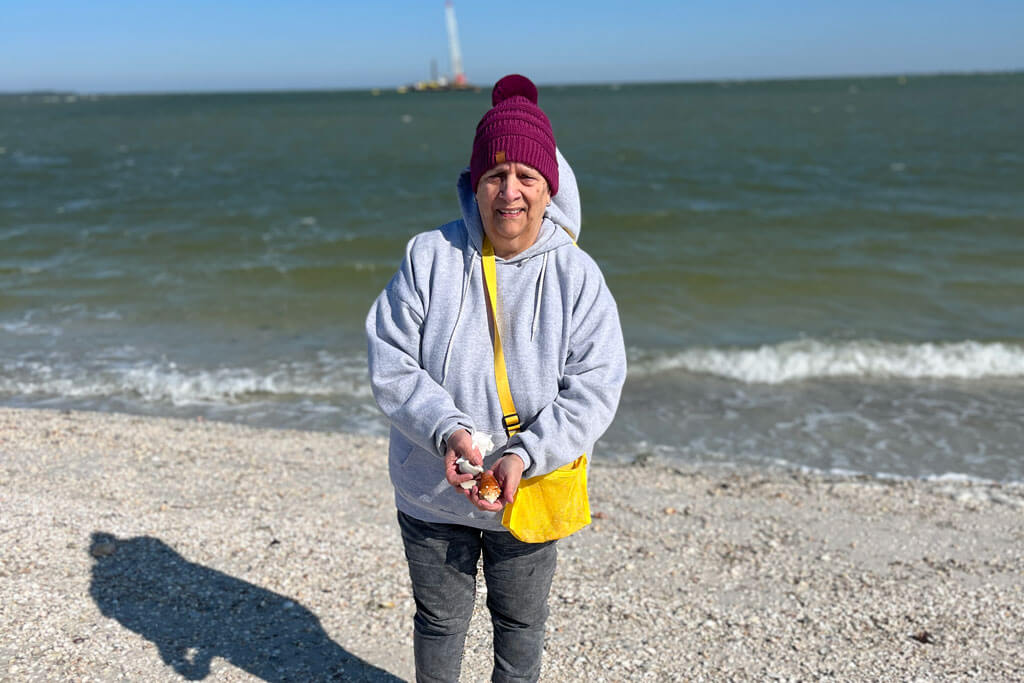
[2,67,1021,98]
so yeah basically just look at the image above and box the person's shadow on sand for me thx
[88,532,402,682]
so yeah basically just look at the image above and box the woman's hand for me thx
[463,453,525,512]
[492,453,525,505]
[444,429,481,489]
[446,438,525,511]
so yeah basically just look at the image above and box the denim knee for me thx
[482,531,557,682]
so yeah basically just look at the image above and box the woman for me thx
[366,74,626,682]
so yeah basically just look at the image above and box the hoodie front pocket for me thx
[397,444,415,467]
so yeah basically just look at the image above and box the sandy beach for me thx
[1,406,1021,681]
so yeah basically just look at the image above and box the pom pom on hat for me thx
[471,74,559,196]
[491,74,538,106]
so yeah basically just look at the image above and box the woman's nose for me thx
[500,176,522,199]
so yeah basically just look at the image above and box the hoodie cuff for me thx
[437,421,473,458]
[503,446,532,475]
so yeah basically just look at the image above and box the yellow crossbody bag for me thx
[481,236,591,544]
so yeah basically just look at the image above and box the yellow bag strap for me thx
[481,236,521,437]
[558,224,578,245]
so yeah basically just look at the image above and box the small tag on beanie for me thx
[494,151,506,164]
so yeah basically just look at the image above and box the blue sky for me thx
[3,1,1022,93]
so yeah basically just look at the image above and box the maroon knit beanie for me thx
[470,74,559,196]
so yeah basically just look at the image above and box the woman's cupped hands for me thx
[444,429,524,511]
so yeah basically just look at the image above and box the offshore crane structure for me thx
[399,2,475,92]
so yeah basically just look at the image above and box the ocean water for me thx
[2,74,1023,482]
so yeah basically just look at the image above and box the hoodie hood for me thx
[457,147,582,261]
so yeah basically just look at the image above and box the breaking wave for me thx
[630,339,1024,384]
[0,354,372,406]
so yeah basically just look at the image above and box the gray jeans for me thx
[397,511,558,683]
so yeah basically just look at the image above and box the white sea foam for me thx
[11,151,70,167]
[0,227,28,240]
[925,472,986,483]
[0,355,372,405]
[631,339,1024,384]
[0,320,63,337]
[1,307,124,334]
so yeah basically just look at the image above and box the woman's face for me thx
[475,162,551,259]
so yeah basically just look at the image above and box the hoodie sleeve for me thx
[503,256,627,477]
[366,236,474,457]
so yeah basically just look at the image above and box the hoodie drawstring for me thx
[531,251,548,342]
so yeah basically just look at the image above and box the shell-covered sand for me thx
[1,407,1021,681]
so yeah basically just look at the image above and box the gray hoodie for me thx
[366,151,627,529]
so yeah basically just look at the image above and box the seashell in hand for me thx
[478,472,501,503]
[472,431,495,456]
[456,457,484,489]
